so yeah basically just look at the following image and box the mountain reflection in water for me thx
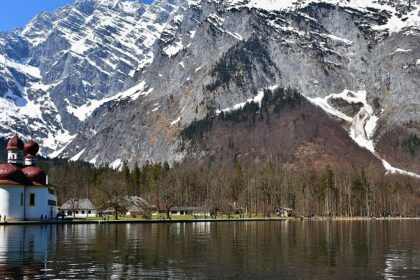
[0,220,419,279]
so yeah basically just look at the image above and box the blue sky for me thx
[0,0,154,32]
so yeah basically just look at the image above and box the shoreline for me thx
[0,216,418,226]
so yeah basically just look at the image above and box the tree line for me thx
[39,158,420,218]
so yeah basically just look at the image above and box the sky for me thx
[0,0,154,32]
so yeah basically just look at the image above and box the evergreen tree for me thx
[131,161,141,196]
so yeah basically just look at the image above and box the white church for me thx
[0,134,57,221]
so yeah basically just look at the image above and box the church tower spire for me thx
[24,139,40,166]
[6,134,24,165]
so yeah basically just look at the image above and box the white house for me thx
[276,207,294,217]
[169,207,210,216]
[59,198,97,218]
[0,135,57,221]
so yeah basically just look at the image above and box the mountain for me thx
[0,0,181,152]
[0,0,419,176]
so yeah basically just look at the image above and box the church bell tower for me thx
[6,134,24,165]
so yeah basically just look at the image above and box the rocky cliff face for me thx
[0,0,419,175]
[0,0,183,152]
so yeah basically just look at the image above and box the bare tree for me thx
[67,198,80,218]
[99,171,130,219]
[160,170,183,219]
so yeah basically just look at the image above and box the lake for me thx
[0,220,419,279]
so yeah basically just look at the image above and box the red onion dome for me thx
[6,134,24,150]
[0,163,30,185]
[24,140,39,156]
[22,166,47,186]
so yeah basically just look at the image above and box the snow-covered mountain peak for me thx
[0,0,187,154]
[21,0,148,47]
[78,0,145,12]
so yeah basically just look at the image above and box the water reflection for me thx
[384,251,420,279]
[0,221,418,279]
[0,225,56,278]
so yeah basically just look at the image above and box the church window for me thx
[30,193,35,206]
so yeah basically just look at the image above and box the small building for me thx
[59,198,97,218]
[276,207,293,217]
[125,196,156,216]
[170,207,210,216]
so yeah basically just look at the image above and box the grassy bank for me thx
[84,213,276,221]
[80,214,420,222]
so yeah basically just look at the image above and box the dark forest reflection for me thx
[0,221,419,279]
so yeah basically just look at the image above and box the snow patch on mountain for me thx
[110,158,123,170]
[389,48,413,56]
[48,138,74,158]
[164,40,184,57]
[206,13,243,40]
[216,85,279,114]
[246,0,298,11]
[381,160,420,179]
[307,95,353,122]
[67,81,152,122]
[89,154,99,165]
[170,116,181,126]
[44,131,76,154]
[70,148,85,161]
[0,54,41,79]
[307,89,420,178]
[222,0,420,33]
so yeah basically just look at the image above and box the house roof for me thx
[59,198,96,210]
[126,196,156,212]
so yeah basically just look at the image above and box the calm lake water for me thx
[0,220,419,279]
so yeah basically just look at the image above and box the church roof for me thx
[22,166,47,186]
[24,140,39,156]
[7,135,24,150]
[0,134,48,186]
[0,163,32,185]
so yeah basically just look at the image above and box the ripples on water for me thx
[0,220,419,279]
